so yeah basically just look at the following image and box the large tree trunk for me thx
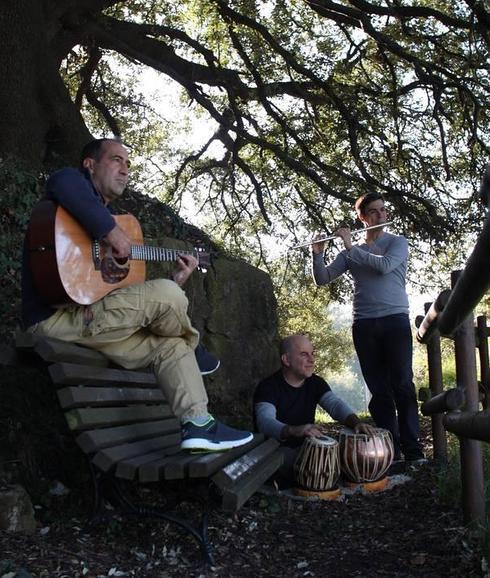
[0,1,91,168]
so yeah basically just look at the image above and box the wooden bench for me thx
[1,332,283,563]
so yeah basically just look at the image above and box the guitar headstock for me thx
[195,247,211,272]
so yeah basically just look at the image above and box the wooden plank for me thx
[57,386,165,409]
[92,433,182,472]
[15,332,111,369]
[49,362,157,387]
[187,434,264,478]
[0,341,42,368]
[115,445,182,480]
[34,338,109,367]
[221,450,284,512]
[76,418,180,453]
[212,438,280,490]
[65,405,173,431]
[139,453,201,483]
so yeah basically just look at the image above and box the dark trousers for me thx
[352,313,422,459]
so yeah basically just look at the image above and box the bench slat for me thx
[139,453,202,482]
[92,433,182,472]
[221,450,284,512]
[116,445,182,480]
[212,438,280,490]
[65,405,173,431]
[34,338,109,367]
[57,386,165,409]
[49,362,156,387]
[188,434,264,478]
[0,341,41,368]
[76,418,180,453]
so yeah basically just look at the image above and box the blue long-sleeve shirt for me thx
[21,168,116,327]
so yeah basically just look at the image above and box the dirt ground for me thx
[0,422,486,578]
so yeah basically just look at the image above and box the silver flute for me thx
[290,221,393,250]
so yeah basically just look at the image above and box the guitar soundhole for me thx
[100,257,130,284]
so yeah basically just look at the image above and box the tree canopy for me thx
[1,1,488,255]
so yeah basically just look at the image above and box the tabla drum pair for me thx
[293,428,394,497]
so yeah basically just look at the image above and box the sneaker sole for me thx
[406,458,429,466]
[200,360,220,376]
[181,432,253,451]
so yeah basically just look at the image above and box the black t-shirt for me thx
[253,369,331,429]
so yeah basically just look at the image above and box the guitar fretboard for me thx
[130,245,199,263]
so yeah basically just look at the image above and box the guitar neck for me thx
[130,244,198,263]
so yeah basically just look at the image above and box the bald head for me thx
[280,334,315,385]
[280,334,309,356]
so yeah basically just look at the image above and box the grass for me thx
[436,431,490,566]
[315,408,371,425]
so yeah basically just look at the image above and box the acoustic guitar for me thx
[27,200,211,306]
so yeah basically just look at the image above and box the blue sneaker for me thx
[181,416,253,451]
[195,344,220,376]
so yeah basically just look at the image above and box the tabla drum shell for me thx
[293,435,340,491]
[339,428,394,483]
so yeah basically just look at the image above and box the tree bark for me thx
[0,1,91,168]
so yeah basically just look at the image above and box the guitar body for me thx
[28,201,146,306]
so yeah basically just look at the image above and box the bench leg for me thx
[86,464,215,565]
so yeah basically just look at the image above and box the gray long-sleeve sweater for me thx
[312,232,409,320]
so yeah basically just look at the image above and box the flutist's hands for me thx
[172,254,198,287]
[311,233,326,255]
[335,227,353,251]
[311,227,353,254]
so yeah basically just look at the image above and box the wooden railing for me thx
[415,163,490,526]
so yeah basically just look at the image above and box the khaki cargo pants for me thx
[31,279,208,420]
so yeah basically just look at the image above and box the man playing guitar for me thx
[22,138,252,452]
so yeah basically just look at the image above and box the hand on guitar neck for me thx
[105,224,131,258]
[172,254,199,287]
[106,223,198,286]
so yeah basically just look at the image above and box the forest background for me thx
[0,0,489,414]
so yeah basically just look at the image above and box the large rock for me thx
[144,248,280,425]
[0,484,36,533]
[202,256,280,424]
[118,190,281,425]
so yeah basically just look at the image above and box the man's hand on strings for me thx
[172,254,198,287]
[104,224,131,258]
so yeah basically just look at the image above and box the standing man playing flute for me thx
[311,192,425,464]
